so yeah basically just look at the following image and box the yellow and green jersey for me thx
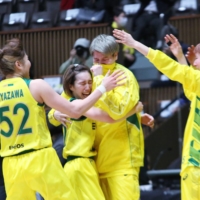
[49,63,143,176]
[48,96,97,159]
[92,63,143,176]
[62,117,97,159]
[147,48,200,174]
[0,78,52,157]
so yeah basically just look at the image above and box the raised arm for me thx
[164,34,188,65]
[113,29,200,97]
[113,29,149,56]
[185,45,196,65]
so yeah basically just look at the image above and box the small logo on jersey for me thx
[92,123,96,130]
[9,143,24,150]
[182,174,188,181]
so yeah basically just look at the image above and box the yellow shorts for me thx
[181,166,200,200]
[3,147,76,200]
[64,157,105,200]
[100,171,140,200]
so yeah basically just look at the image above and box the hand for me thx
[164,34,183,59]
[54,110,71,127]
[135,101,143,113]
[101,70,126,92]
[185,45,195,65]
[141,113,154,128]
[113,29,136,48]
[70,49,77,58]
[90,64,103,76]
[127,101,143,117]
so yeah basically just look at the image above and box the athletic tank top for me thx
[0,77,52,157]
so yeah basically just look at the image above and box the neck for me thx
[6,73,23,79]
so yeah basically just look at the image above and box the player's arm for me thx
[33,70,124,119]
[85,101,143,123]
[113,29,200,96]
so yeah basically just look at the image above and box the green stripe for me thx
[127,114,140,130]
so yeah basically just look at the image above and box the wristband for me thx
[97,84,106,94]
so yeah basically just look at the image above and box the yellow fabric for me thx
[92,63,143,176]
[49,96,103,199]
[3,147,76,200]
[146,48,200,174]
[62,117,97,159]
[49,94,97,159]
[100,171,140,200]
[181,166,200,200]
[48,62,143,178]
[93,63,140,120]
[64,158,105,200]
[112,22,134,55]
[0,78,52,157]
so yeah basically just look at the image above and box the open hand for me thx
[54,110,71,127]
[185,45,195,65]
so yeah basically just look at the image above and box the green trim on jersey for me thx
[127,114,140,130]
[23,78,31,87]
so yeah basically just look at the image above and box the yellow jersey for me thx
[147,48,200,174]
[48,96,97,159]
[92,63,143,176]
[0,78,52,157]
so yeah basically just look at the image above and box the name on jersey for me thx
[0,89,24,101]
[9,143,24,150]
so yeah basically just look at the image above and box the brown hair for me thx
[0,38,26,76]
[62,64,92,97]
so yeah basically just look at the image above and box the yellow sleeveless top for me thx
[0,77,52,157]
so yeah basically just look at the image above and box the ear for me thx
[15,60,22,70]
[114,53,118,61]
[69,84,74,92]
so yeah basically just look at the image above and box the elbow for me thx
[70,110,81,119]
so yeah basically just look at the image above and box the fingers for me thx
[105,70,110,77]
[116,76,126,82]
[61,122,67,127]
[165,34,178,45]
[116,81,126,87]
[148,118,155,128]
[113,29,126,42]
[110,70,125,78]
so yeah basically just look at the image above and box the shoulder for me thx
[31,78,46,85]
[29,79,50,91]
[115,63,134,74]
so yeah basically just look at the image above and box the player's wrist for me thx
[97,84,106,94]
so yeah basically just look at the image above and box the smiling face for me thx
[69,71,93,99]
